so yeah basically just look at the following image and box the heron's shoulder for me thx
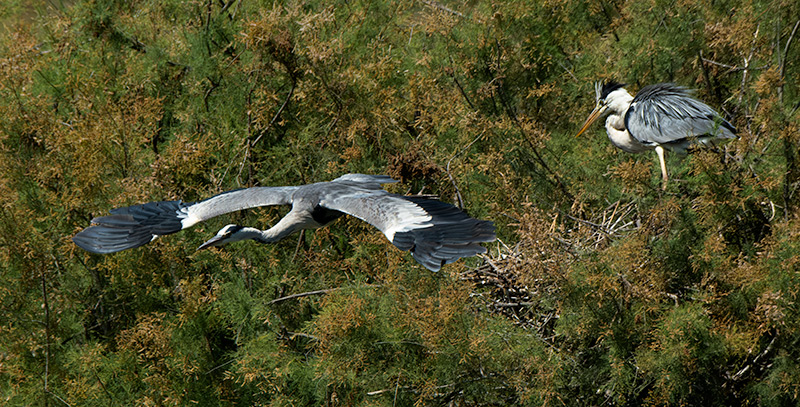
[632,83,692,103]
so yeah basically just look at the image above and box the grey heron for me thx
[576,81,737,189]
[72,174,496,271]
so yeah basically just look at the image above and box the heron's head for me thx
[576,81,629,137]
[197,224,262,250]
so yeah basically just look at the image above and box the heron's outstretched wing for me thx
[73,186,299,254]
[320,187,495,271]
[625,83,736,149]
[331,173,398,186]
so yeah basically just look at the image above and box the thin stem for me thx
[446,131,485,209]
[40,268,51,407]
[269,288,338,305]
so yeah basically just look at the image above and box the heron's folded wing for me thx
[626,83,736,147]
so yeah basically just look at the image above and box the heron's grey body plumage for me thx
[73,174,495,271]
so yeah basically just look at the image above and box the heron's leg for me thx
[655,145,669,190]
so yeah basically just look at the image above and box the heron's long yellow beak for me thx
[575,104,607,137]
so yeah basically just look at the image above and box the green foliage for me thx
[1,0,799,405]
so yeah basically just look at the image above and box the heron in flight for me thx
[576,81,737,189]
[72,174,495,271]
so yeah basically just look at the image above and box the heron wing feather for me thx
[182,186,299,227]
[625,83,736,148]
[73,186,299,254]
[73,173,495,271]
[321,189,495,271]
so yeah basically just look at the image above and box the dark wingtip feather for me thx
[392,197,496,271]
[72,221,155,254]
[721,118,737,136]
[73,201,189,254]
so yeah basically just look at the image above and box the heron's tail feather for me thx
[391,197,495,272]
[73,201,191,254]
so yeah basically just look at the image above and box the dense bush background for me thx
[1,0,799,405]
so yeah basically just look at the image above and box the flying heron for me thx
[72,174,496,271]
[576,81,737,189]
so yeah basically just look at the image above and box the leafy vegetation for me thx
[1,0,799,405]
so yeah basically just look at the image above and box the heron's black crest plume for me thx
[596,80,627,102]
[223,225,244,234]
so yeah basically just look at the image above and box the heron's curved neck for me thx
[257,210,321,243]
[603,89,650,153]
[604,118,649,153]
[236,228,272,243]
[606,89,634,116]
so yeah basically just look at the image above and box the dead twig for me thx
[291,230,305,263]
[252,79,296,147]
[446,131,485,209]
[286,331,319,341]
[268,288,338,305]
[269,285,381,305]
[420,0,465,18]
[700,57,770,74]
[778,19,800,104]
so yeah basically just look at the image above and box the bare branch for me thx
[778,19,800,104]
[738,24,761,108]
[268,288,338,305]
[268,285,382,305]
[41,269,50,406]
[556,58,579,82]
[286,331,319,341]
[420,0,465,18]
[291,230,305,263]
[447,55,475,109]
[700,57,769,74]
[252,80,296,147]
[781,20,800,79]
[446,130,485,209]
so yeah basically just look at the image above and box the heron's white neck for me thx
[221,224,304,246]
[256,209,322,243]
[234,227,274,243]
[603,88,650,153]
[604,88,634,116]
[604,116,649,153]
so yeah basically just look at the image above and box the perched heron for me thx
[72,174,495,271]
[576,81,737,189]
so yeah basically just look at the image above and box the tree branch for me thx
[446,131,485,209]
[778,19,800,104]
[268,288,338,305]
[420,0,465,18]
[41,268,51,407]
